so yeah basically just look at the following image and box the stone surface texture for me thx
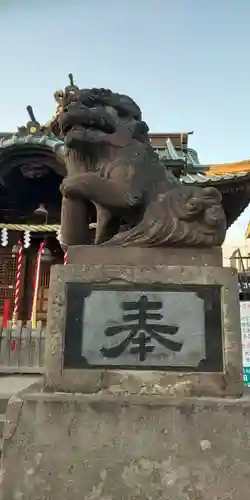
[80,289,206,368]
[44,247,242,397]
[59,87,226,248]
[67,245,223,266]
[1,390,250,500]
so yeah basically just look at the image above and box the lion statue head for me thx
[58,87,151,150]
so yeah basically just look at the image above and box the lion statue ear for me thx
[132,121,149,143]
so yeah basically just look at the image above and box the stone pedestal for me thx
[0,246,245,499]
[1,391,250,500]
[44,246,242,397]
[67,245,223,266]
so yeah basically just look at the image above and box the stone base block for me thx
[1,389,250,500]
[68,245,223,266]
[45,246,242,397]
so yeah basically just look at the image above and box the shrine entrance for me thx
[0,230,63,325]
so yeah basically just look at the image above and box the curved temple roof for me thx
[0,133,64,153]
[154,136,250,185]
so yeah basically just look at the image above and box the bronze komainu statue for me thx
[58,87,226,247]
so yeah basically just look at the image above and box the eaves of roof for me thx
[181,169,250,185]
[206,159,250,176]
[0,134,64,153]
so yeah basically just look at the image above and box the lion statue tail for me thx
[104,186,227,247]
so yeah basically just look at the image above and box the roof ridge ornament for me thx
[68,73,74,86]
[26,105,37,123]
[43,73,79,139]
[16,104,42,138]
[14,73,79,140]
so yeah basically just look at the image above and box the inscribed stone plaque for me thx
[81,290,205,367]
[64,284,223,371]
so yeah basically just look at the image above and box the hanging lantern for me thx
[33,203,48,218]
[11,244,19,256]
[41,247,54,263]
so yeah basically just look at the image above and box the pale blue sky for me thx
[0,0,249,239]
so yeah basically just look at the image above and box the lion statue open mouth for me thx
[59,87,146,149]
[57,87,227,248]
[60,100,117,145]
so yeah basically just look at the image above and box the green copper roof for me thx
[160,137,250,185]
[0,134,64,154]
[155,138,200,165]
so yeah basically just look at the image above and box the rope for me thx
[0,223,97,232]
[0,224,60,232]
[12,240,23,324]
